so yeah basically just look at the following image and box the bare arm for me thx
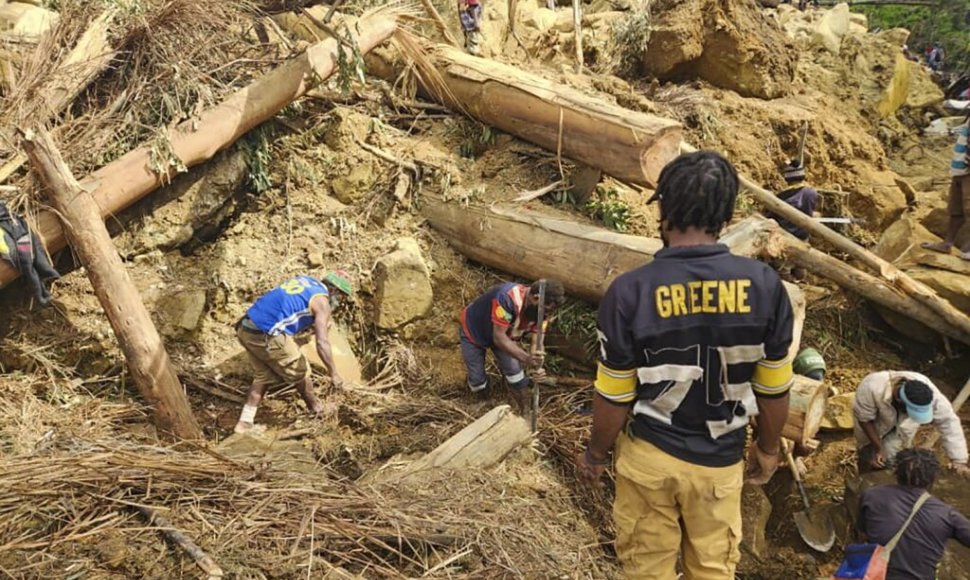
[755,393,789,454]
[310,297,342,385]
[589,394,631,459]
[493,325,533,365]
[861,420,883,450]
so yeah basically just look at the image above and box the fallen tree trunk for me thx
[23,128,202,440]
[423,200,970,350]
[0,9,402,288]
[365,42,683,187]
[387,405,532,480]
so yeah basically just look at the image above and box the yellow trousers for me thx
[613,433,743,580]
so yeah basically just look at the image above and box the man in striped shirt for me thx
[923,115,970,259]
[576,151,794,579]
[234,272,353,434]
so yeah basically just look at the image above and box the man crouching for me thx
[234,271,353,434]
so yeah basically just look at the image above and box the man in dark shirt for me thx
[858,448,970,580]
[576,151,794,578]
[459,280,564,402]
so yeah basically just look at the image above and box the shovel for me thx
[785,440,835,552]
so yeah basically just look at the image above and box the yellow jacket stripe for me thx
[595,362,637,403]
[751,357,794,398]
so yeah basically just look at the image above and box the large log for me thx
[405,44,682,187]
[22,128,202,440]
[425,201,970,345]
[0,10,402,288]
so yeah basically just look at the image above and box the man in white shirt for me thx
[852,371,969,475]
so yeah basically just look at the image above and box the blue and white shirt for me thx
[952,122,969,177]
[246,275,329,335]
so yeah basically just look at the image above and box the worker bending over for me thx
[852,370,969,476]
[234,272,353,434]
[856,448,970,579]
[577,151,794,579]
[459,279,564,408]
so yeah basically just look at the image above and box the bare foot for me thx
[959,250,970,262]
[922,241,953,254]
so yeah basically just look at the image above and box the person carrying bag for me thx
[832,491,931,580]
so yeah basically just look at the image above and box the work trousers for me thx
[614,433,743,580]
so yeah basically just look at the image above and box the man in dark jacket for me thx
[858,448,970,579]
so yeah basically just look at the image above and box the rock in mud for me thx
[639,0,796,99]
[157,289,207,336]
[331,161,377,205]
[112,148,247,256]
[373,238,433,329]
[812,2,850,54]
[820,392,854,431]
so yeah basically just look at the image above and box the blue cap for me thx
[900,384,934,425]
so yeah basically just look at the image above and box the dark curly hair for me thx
[648,151,740,235]
[530,279,565,308]
[894,448,940,489]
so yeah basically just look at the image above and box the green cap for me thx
[793,347,826,377]
[324,270,353,297]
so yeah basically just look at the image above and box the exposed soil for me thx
[0,1,967,578]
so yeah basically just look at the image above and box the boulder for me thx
[909,267,970,314]
[323,108,371,152]
[301,325,363,385]
[373,238,433,329]
[157,289,207,335]
[848,12,867,29]
[639,0,796,99]
[112,148,247,256]
[906,62,945,109]
[331,161,377,204]
[845,162,907,230]
[872,215,937,266]
[812,3,850,54]
[876,53,912,117]
[0,3,57,39]
[820,392,854,431]
[527,7,558,32]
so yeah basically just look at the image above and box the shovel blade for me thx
[794,510,835,552]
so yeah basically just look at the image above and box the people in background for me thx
[922,114,970,259]
[852,371,969,476]
[458,0,484,56]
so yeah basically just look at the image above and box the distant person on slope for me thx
[856,448,970,580]
[852,371,969,476]
[923,114,970,259]
[769,160,819,242]
[234,272,353,434]
[458,0,484,56]
[459,279,564,409]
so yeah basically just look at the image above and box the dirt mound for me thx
[637,0,796,99]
